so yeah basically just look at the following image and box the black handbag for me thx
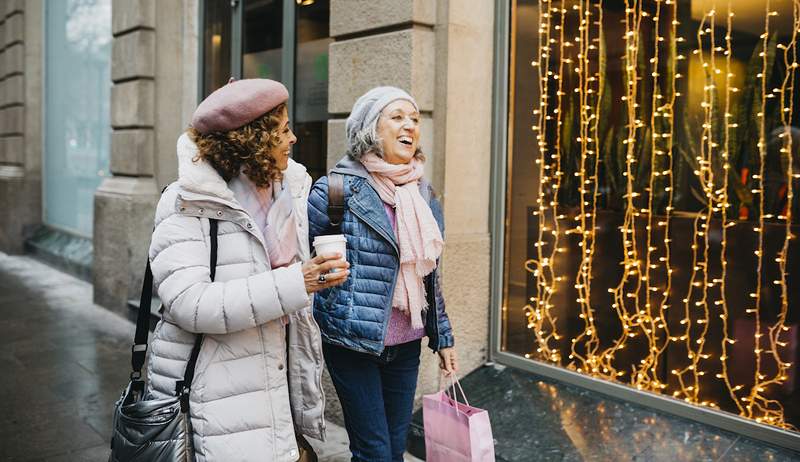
[109,219,219,462]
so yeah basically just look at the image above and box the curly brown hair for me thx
[188,103,287,187]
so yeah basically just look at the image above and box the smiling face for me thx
[271,106,296,171]
[376,99,420,165]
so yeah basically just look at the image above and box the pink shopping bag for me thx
[422,377,495,462]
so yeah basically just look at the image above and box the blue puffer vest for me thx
[307,156,455,355]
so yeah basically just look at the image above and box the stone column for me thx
[326,0,495,412]
[327,0,436,177]
[0,0,42,254]
[425,0,495,386]
[94,0,197,312]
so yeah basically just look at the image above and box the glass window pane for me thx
[503,0,800,432]
[202,0,232,97]
[43,0,111,237]
[242,0,283,80]
[294,0,331,180]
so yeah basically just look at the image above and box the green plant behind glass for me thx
[553,26,798,222]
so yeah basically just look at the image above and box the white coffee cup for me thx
[313,234,347,271]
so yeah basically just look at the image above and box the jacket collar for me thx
[176,133,309,208]
[177,133,235,202]
[332,155,437,254]
[331,154,432,202]
[331,155,367,178]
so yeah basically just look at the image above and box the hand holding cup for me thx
[302,253,349,294]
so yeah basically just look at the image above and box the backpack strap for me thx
[328,172,345,231]
[326,173,433,232]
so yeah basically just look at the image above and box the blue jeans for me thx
[323,340,422,462]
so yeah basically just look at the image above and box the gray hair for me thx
[347,117,383,160]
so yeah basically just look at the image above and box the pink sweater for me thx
[383,203,426,346]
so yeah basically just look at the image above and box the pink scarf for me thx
[360,153,444,329]
[229,174,298,269]
[230,174,299,327]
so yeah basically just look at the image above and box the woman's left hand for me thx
[438,347,458,376]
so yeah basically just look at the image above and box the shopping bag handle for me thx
[439,372,470,409]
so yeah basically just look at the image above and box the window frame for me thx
[488,0,800,452]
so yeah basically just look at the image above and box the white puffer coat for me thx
[145,134,325,462]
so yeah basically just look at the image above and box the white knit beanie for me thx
[345,86,418,157]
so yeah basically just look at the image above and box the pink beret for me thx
[191,79,289,134]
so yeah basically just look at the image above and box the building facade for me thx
[1,0,799,453]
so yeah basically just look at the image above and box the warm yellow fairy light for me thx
[745,0,772,421]
[633,0,677,393]
[594,0,645,381]
[739,0,797,429]
[718,0,746,417]
[525,0,562,364]
[570,0,604,375]
[767,0,799,427]
[671,3,720,406]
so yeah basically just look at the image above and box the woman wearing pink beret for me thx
[142,79,345,461]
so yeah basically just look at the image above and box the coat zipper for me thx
[348,204,400,258]
[309,315,327,438]
[184,412,191,461]
[349,205,400,356]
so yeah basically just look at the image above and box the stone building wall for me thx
[0,0,42,254]
[93,0,197,312]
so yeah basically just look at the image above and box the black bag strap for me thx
[131,262,154,376]
[131,219,219,397]
[328,172,345,231]
[177,219,217,398]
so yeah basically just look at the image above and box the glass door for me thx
[201,0,232,97]
[293,0,330,179]
[200,0,330,180]
[242,0,283,81]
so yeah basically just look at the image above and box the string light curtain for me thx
[525,0,800,430]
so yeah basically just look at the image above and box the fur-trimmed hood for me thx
[175,132,308,203]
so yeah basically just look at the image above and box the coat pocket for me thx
[317,286,351,318]
[191,335,221,384]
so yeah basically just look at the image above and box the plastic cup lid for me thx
[313,234,347,245]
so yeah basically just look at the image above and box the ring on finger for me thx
[317,274,327,284]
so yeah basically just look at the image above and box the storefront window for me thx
[43,0,111,237]
[503,0,800,432]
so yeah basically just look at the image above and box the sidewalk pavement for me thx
[0,252,421,462]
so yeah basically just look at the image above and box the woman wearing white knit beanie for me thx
[307,86,458,462]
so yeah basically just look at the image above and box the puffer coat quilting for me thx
[307,156,454,356]
[145,133,325,462]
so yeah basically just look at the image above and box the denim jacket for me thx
[307,156,455,355]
